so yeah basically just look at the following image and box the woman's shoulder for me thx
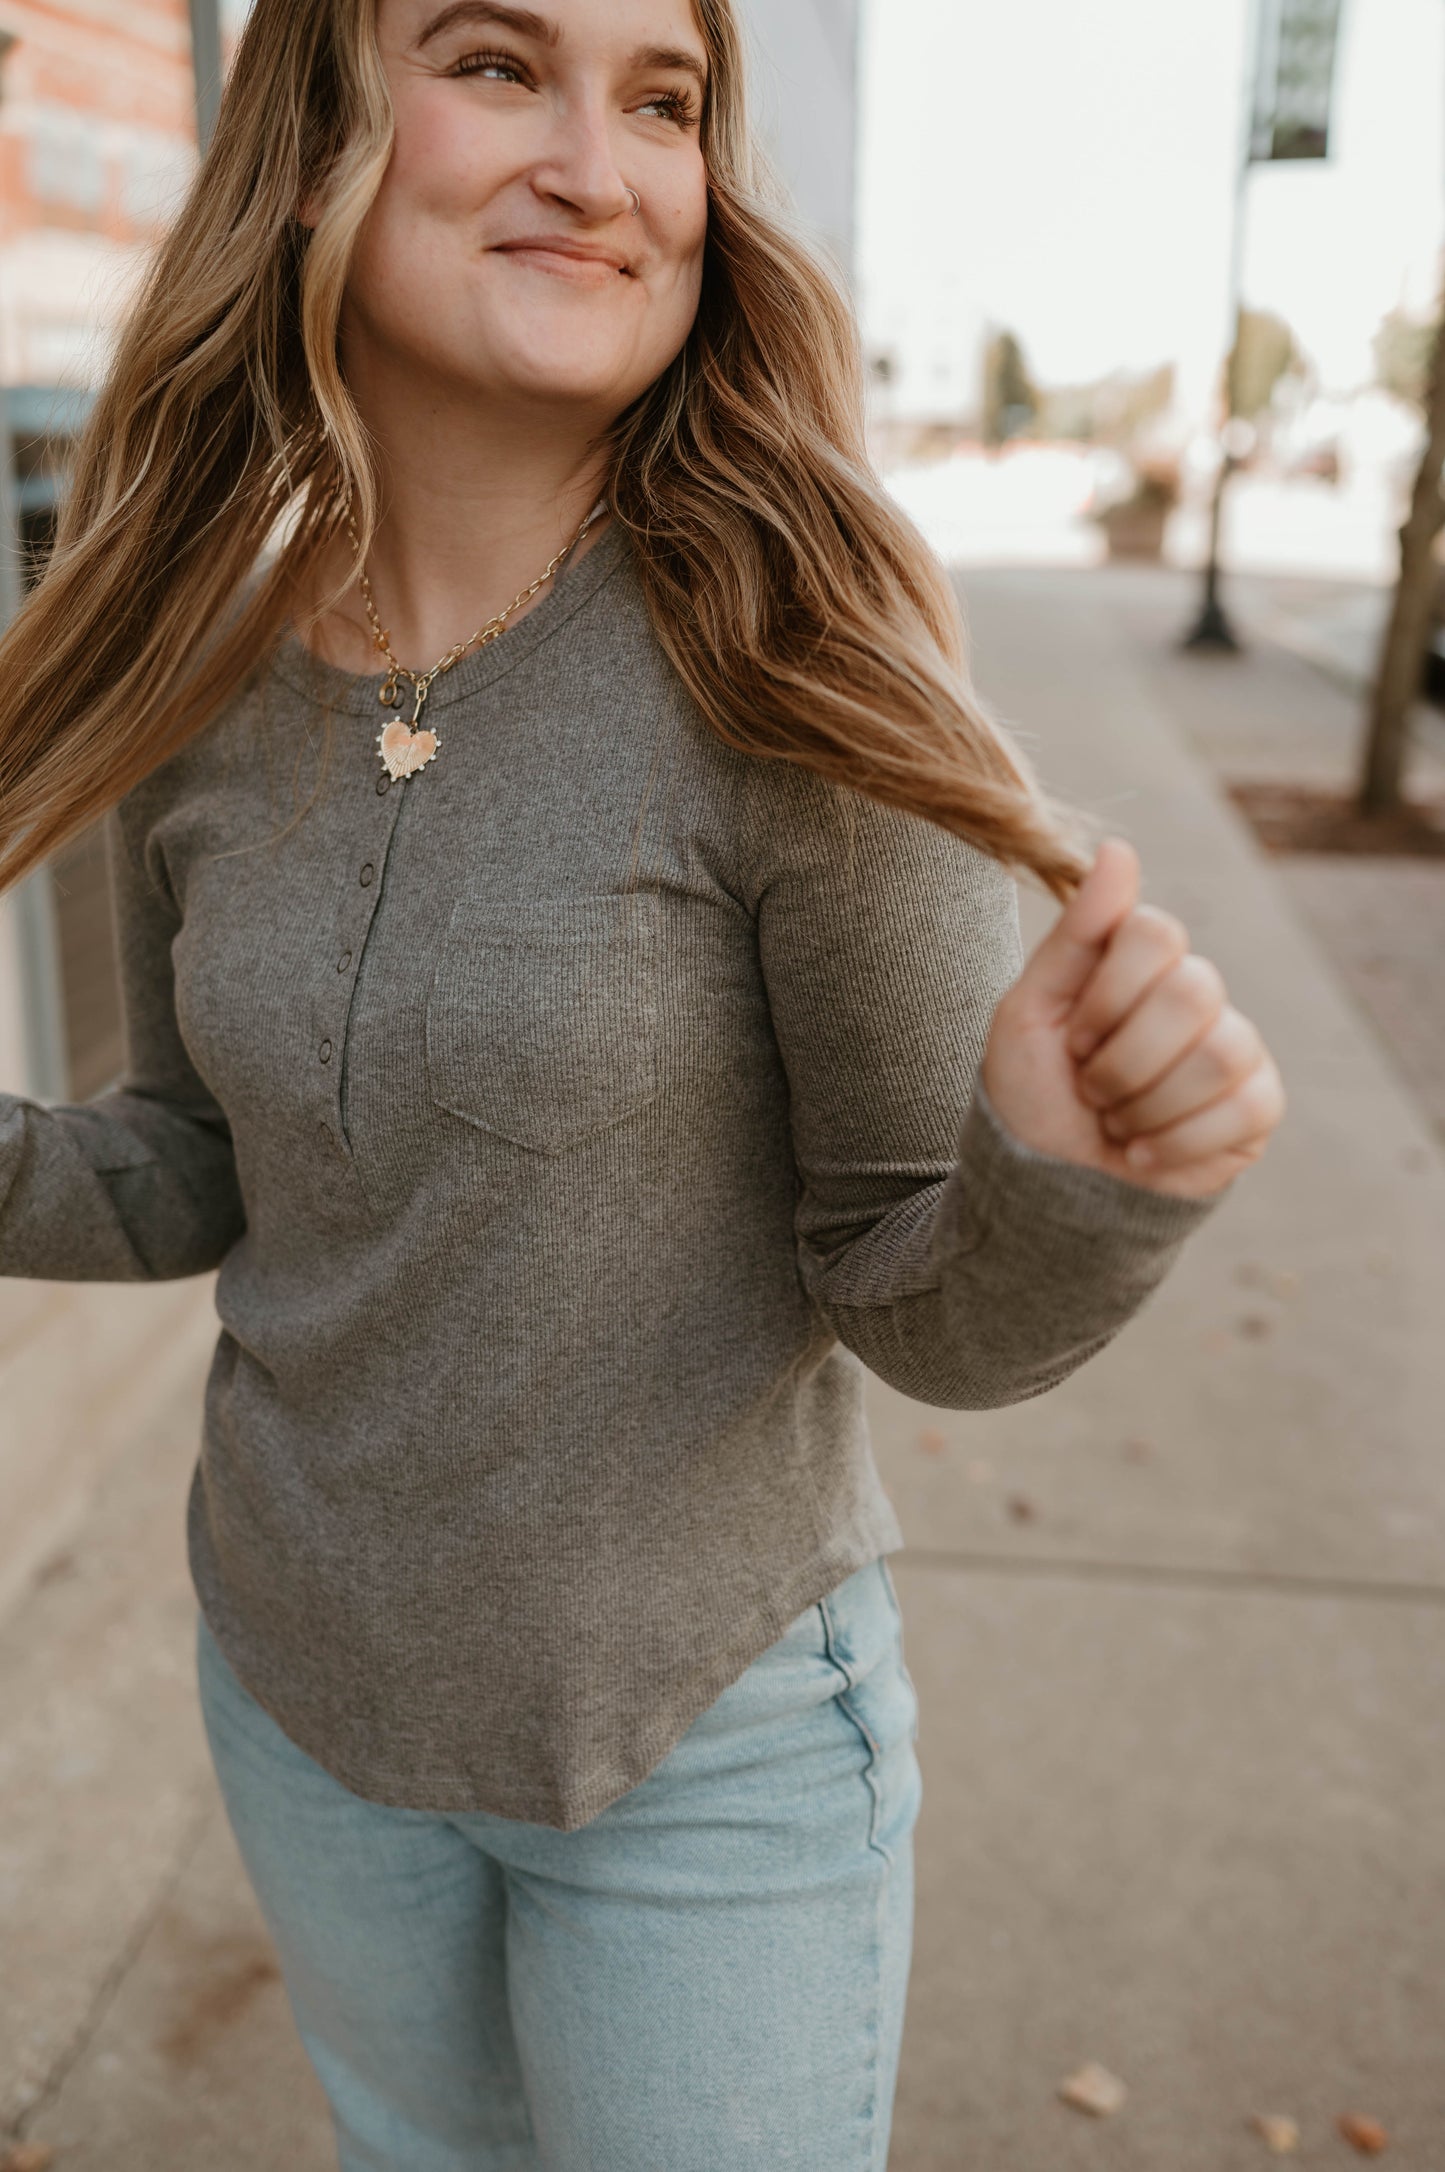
[582,541,1013,912]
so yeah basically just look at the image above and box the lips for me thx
[492,239,633,277]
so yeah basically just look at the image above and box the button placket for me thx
[316,769,410,1162]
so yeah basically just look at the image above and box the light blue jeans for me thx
[195,1556,922,2172]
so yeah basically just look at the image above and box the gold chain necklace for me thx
[343,500,602,782]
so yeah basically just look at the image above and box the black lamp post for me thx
[1182,0,1345,655]
[1181,0,1258,654]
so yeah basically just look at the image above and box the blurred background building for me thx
[739,0,859,271]
[0,0,200,1111]
[860,0,1443,581]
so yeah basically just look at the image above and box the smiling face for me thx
[344,0,711,423]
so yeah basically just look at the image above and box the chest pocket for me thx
[425,892,661,1155]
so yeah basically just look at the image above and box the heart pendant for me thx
[377,718,440,781]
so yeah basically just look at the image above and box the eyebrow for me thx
[414,4,708,91]
[417,5,560,47]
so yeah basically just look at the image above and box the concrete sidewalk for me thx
[4,566,1444,2169]
[881,565,1445,2169]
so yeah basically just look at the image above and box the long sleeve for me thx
[747,762,1226,1409]
[0,800,245,1282]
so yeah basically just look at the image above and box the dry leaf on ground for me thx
[1057,2061,1127,2116]
[1234,1263,1298,1299]
[1338,2112,1389,2155]
[1252,2112,1300,2153]
[1,2144,58,2171]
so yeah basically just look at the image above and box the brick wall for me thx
[0,0,198,382]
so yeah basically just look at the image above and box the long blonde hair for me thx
[0,0,1094,900]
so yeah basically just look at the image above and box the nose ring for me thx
[626,187,641,217]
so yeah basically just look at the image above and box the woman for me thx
[0,0,1284,2165]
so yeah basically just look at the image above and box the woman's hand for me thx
[978,836,1285,1201]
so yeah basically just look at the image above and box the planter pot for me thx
[1099,503,1171,561]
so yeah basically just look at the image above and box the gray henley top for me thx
[0,520,1224,1827]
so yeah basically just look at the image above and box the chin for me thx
[483,322,681,412]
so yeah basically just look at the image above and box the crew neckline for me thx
[268,517,632,718]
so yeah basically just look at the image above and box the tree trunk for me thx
[1360,299,1445,812]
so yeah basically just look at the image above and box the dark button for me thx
[359,862,374,886]
[319,1039,333,1064]
[337,950,352,973]
[375,772,391,795]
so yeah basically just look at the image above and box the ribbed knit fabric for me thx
[0,521,1225,1826]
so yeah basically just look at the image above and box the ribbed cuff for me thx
[957,1075,1231,1250]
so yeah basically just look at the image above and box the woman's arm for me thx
[748,764,1225,1409]
[0,804,244,1282]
